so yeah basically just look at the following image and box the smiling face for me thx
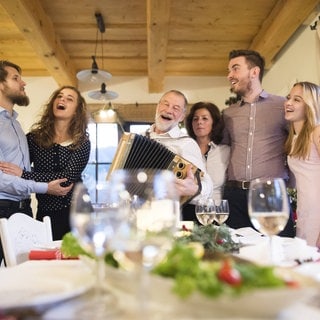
[154,91,186,134]
[227,56,256,97]
[284,85,306,123]
[192,108,213,140]
[53,88,78,120]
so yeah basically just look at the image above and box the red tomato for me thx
[285,279,300,288]
[218,259,242,286]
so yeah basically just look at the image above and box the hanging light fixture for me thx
[76,13,112,83]
[92,102,124,132]
[88,82,118,101]
[93,102,117,121]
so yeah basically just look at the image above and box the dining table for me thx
[0,226,320,320]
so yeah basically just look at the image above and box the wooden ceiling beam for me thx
[250,0,319,68]
[147,0,170,93]
[89,103,156,123]
[0,0,76,86]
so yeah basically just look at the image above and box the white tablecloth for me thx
[0,229,319,319]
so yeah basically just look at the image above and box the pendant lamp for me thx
[88,83,118,101]
[92,102,124,132]
[76,13,112,83]
[77,56,111,83]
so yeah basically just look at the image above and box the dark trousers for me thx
[36,207,71,241]
[223,186,296,238]
[181,203,198,223]
[0,202,33,265]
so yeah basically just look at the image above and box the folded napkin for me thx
[28,249,78,260]
[235,236,320,267]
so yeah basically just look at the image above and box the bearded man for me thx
[222,50,295,237]
[0,60,72,264]
[146,89,213,220]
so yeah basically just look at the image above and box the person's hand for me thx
[174,164,199,196]
[47,178,73,196]
[0,161,23,177]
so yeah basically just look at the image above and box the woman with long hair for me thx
[0,86,91,240]
[284,81,320,247]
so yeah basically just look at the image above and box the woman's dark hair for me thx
[185,101,224,144]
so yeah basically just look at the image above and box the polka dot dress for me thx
[22,133,90,233]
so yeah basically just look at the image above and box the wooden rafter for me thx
[250,0,319,67]
[0,0,76,86]
[147,0,170,93]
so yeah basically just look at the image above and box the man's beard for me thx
[155,113,176,133]
[11,94,30,106]
[231,77,252,97]
[3,84,30,106]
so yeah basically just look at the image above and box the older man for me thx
[146,89,213,220]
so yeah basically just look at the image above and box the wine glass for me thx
[195,198,216,226]
[109,169,179,316]
[248,178,290,265]
[110,169,179,267]
[70,180,127,317]
[214,199,230,226]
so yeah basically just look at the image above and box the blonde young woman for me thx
[284,81,320,247]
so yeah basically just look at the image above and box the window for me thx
[82,123,119,187]
[82,122,151,198]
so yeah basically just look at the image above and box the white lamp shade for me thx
[88,89,118,101]
[76,69,112,83]
[88,82,118,101]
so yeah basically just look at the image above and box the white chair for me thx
[0,213,53,267]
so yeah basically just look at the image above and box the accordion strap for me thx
[181,167,202,207]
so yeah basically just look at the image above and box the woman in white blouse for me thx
[185,102,230,203]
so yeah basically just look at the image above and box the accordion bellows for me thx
[107,132,202,205]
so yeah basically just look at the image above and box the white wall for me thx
[17,77,58,132]
[263,23,320,96]
[79,75,230,108]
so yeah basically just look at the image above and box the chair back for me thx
[0,213,52,267]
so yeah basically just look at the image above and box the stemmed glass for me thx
[110,169,179,316]
[70,180,127,317]
[111,169,179,268]
[248,178,290,265]
[214,199,230,226]
[195,198,216,226]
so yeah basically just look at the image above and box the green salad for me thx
[61,230,297,300]
[152,243,290,299]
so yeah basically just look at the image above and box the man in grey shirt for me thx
[222,50,295,237]
[0,60,73,263]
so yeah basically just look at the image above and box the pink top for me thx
[288,137,320,246]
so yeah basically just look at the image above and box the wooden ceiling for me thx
[0,0,318,96]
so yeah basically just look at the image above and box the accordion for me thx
[107,132,203,205]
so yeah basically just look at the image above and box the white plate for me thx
[0,260,94,310]
[295,262,320,282]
